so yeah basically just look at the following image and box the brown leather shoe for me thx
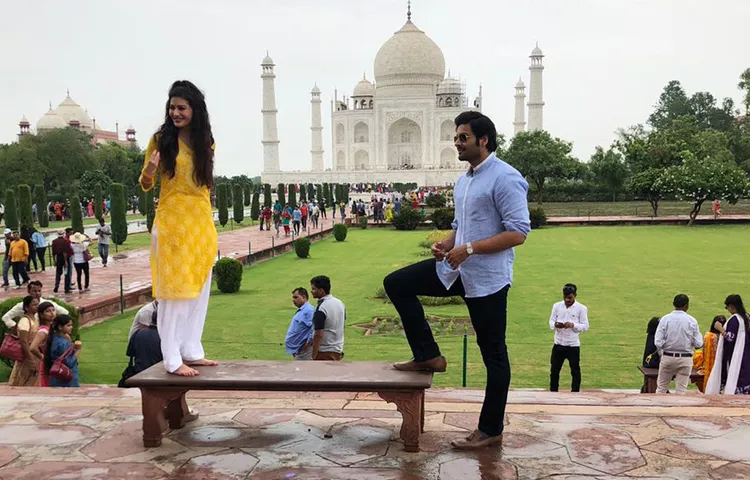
[451,430,503,450]
[393,356,447,373]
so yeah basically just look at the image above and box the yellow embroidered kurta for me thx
[140,137,218,299]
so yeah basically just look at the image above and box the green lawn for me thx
[41,224,744,390]
[541,199,750,217]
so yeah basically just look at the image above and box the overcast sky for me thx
[1,0,748,176]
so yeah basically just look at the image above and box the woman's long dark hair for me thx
[153,80,214,188]
[725,294,750,331]
[45,315,72,374]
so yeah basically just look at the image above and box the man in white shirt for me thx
[654,294,703,394]
[2,280,69,328]
[549,283,589,392]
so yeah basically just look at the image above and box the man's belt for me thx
[663,352,692,358]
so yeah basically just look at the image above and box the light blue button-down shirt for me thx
[436,153,530,298]
[284,302,315,355]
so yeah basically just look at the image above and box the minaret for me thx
[310,84,324,171]
[18,115,30,138]
[527,43,545,131]
[513,78,526,134]
[261,52,280,172]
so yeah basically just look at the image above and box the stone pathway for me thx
[0,218,336,310]
[0,386,747,479]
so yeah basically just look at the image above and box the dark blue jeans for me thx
[383,258,511,437]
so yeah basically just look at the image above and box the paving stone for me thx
[80,420,145,461]
[503,432,562,457]
[626,450,719,479]
[0,461,168,479]
[30,406,99,424]
[664,416,734,437]
[11,438,97,467]
[0,447,18,468]
[170,448,259,479]
[505,446,603,479]
[308,409,402,418]
[710,461,750,479]
[642,438,722,460]
[105,439,225,474]
[232,409,298,428]
[250,466,425,479]
[620,418,685,446]
[313,419,393,466]
[566,426,645,475]
[0,423,99,446]
[676,426,750,461]
[439,454,517,480]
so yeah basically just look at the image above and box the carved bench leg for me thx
[140,388,189,447]
[378,390,423,452]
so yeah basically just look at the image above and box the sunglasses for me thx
[453,133,474,143]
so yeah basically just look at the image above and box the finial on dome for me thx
[66,88,70,97]
[407,0,412,23]
[48,101,52,110]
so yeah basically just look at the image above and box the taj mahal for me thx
[261,3,545,186]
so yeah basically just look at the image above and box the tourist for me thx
[21,227,38,273]
[45,315,80,388]
[292,205,302,235]
[310,275,346,361]
[385,200,394,222]
[705,295,750,395]
[654,294,703,394]
[642,317,662,369]
[31,228,47,272]
[31,301,57,387]
[311,202,320,228]
[125,301,163,374]
[383,112,530,450]
[2,280,68,329]
[140,80,218,377]
[2,228,12,288]
[282,205,291,237]
[300,202,308,230]
[273,200,282,236]
[9,230,31,289]
[70,232,92,293]
[95,217,112,267]
[694,315,726,392]
[285,287,315,360]
[51,230,73,294]
[320,198,327,219]
[64,228,75,292]
[712,199,722,219]
[264,205,272,231]
[8,296,41,387]
[548,283,589,392]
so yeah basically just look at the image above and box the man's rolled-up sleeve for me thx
[494,175,530,236]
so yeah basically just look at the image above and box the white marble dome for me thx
[437,76,461,95]
[531,44,543,56]
[36,107,67,130]
[352,76,375,96]
[55,94,92,128]
[373,21,445,87]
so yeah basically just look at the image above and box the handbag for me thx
[0,333,24,362]
[50,344,76,383]
[117,356,137,388]
[83,249,93,262]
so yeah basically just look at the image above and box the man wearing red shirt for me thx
[300,203,308,231]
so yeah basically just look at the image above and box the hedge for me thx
[3,189,19,230]
[277,183,286,206]
[110,184,128,244]
[215,257,243,293]
[250,192,260,220]
[70,193,84,233]
[0,296,79,368]
[263,183,272,207]
[333,223,347,241]
[233,184,244,223]
[393,206,424,231]
[430,208,454,230]
[530,206,547,229]
[94,184,103,220]
[35,184,49,228]
[17,185,34,230]
[216,184,229,227]
[294,237,311,258]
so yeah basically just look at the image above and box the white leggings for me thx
[152,227,212,372]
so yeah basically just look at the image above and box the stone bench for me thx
[637,366,704,393]
[126,360,433,452]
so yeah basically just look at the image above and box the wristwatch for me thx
[466,242,474,255]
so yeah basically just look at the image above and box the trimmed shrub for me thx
[243,183,251,207]
[288,183,297,208]
[430,208,454,230]
[250,192,260,220]
[3,189,18,231]
[277,183,286,206]
[333,223,348,241]
[70,193,84,233]
[216,184,229,227]
[17,185,34,229]
[214,257,243,293]
[307,183,315,202]
[294,237,311,258]
[111,184,128,244]
[425,193,447,208]
[0,297,79,368]
[35,185,49,228]
[138,187,147,215]
[299,183,307,203]
[93,184,103,220]
[233,184,244,223]
[263,183,272,207]
[530,206,547,229]
[359,216,368,229]
[393,206,424,231]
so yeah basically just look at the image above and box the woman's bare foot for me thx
[171,364,199,376]
[184,358,218,367]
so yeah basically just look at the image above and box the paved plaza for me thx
[0,386,748,479]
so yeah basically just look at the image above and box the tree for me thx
[93,184,103,219]
[628,168,665,217]
[504,130,578,204]
[648,80,692,130]
[322,183,330,206]
[146,190,155,233]
[110,184,128,244]
[250,191,260,221]
[307,183,315,202]
[288,183,297,208]
[17,185,33,229]
[216,184,229,227]
[233,184,244,224]
[3,189,18,230]
[739,68,750,115]
[263,183,272,207]
[34,128,97,193]
[659,153,750,225]
[92,142,140,188]
[299,183,307,203]
[277,183,286,206]
[70,193,84,234]
[34,184,49,228]
[226,182,233,208]
[588,146,629,202]
[78,169,113,201]
[243,183,251,207]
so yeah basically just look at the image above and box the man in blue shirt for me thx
[292,207,302,235]
[285,287,315,360]
[383,111,530,450]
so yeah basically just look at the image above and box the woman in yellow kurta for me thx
[385,201,394,222]
[140,80,218,377]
